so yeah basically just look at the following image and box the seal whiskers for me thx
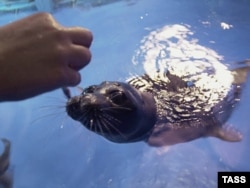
[66,81,157,143]
[100,113,128,141]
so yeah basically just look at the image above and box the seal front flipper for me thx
[207,124,243,142]
[146,122,206,147]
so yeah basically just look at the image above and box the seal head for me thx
[66,81,157,143]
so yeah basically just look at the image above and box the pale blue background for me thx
[0,0,250,187]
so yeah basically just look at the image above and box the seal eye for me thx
[82,85,96,95]
[109,90,127,105]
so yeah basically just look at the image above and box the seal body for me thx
[66,60,250,147]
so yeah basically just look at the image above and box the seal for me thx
[65,60,250,147]
[65,82,157,143]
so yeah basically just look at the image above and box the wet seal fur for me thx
[65,60,250,147]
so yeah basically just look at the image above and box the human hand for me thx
[0,12,92,101]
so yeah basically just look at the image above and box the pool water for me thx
[0,0,250,187]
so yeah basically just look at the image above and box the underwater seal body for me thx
[66,60,250,147]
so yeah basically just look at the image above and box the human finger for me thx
[64,69,81,86]
[67,45,92,71]
[65,27,93,47]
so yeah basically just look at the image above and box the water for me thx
[0,0,250,187]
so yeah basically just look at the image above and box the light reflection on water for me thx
[0,0,250,187]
